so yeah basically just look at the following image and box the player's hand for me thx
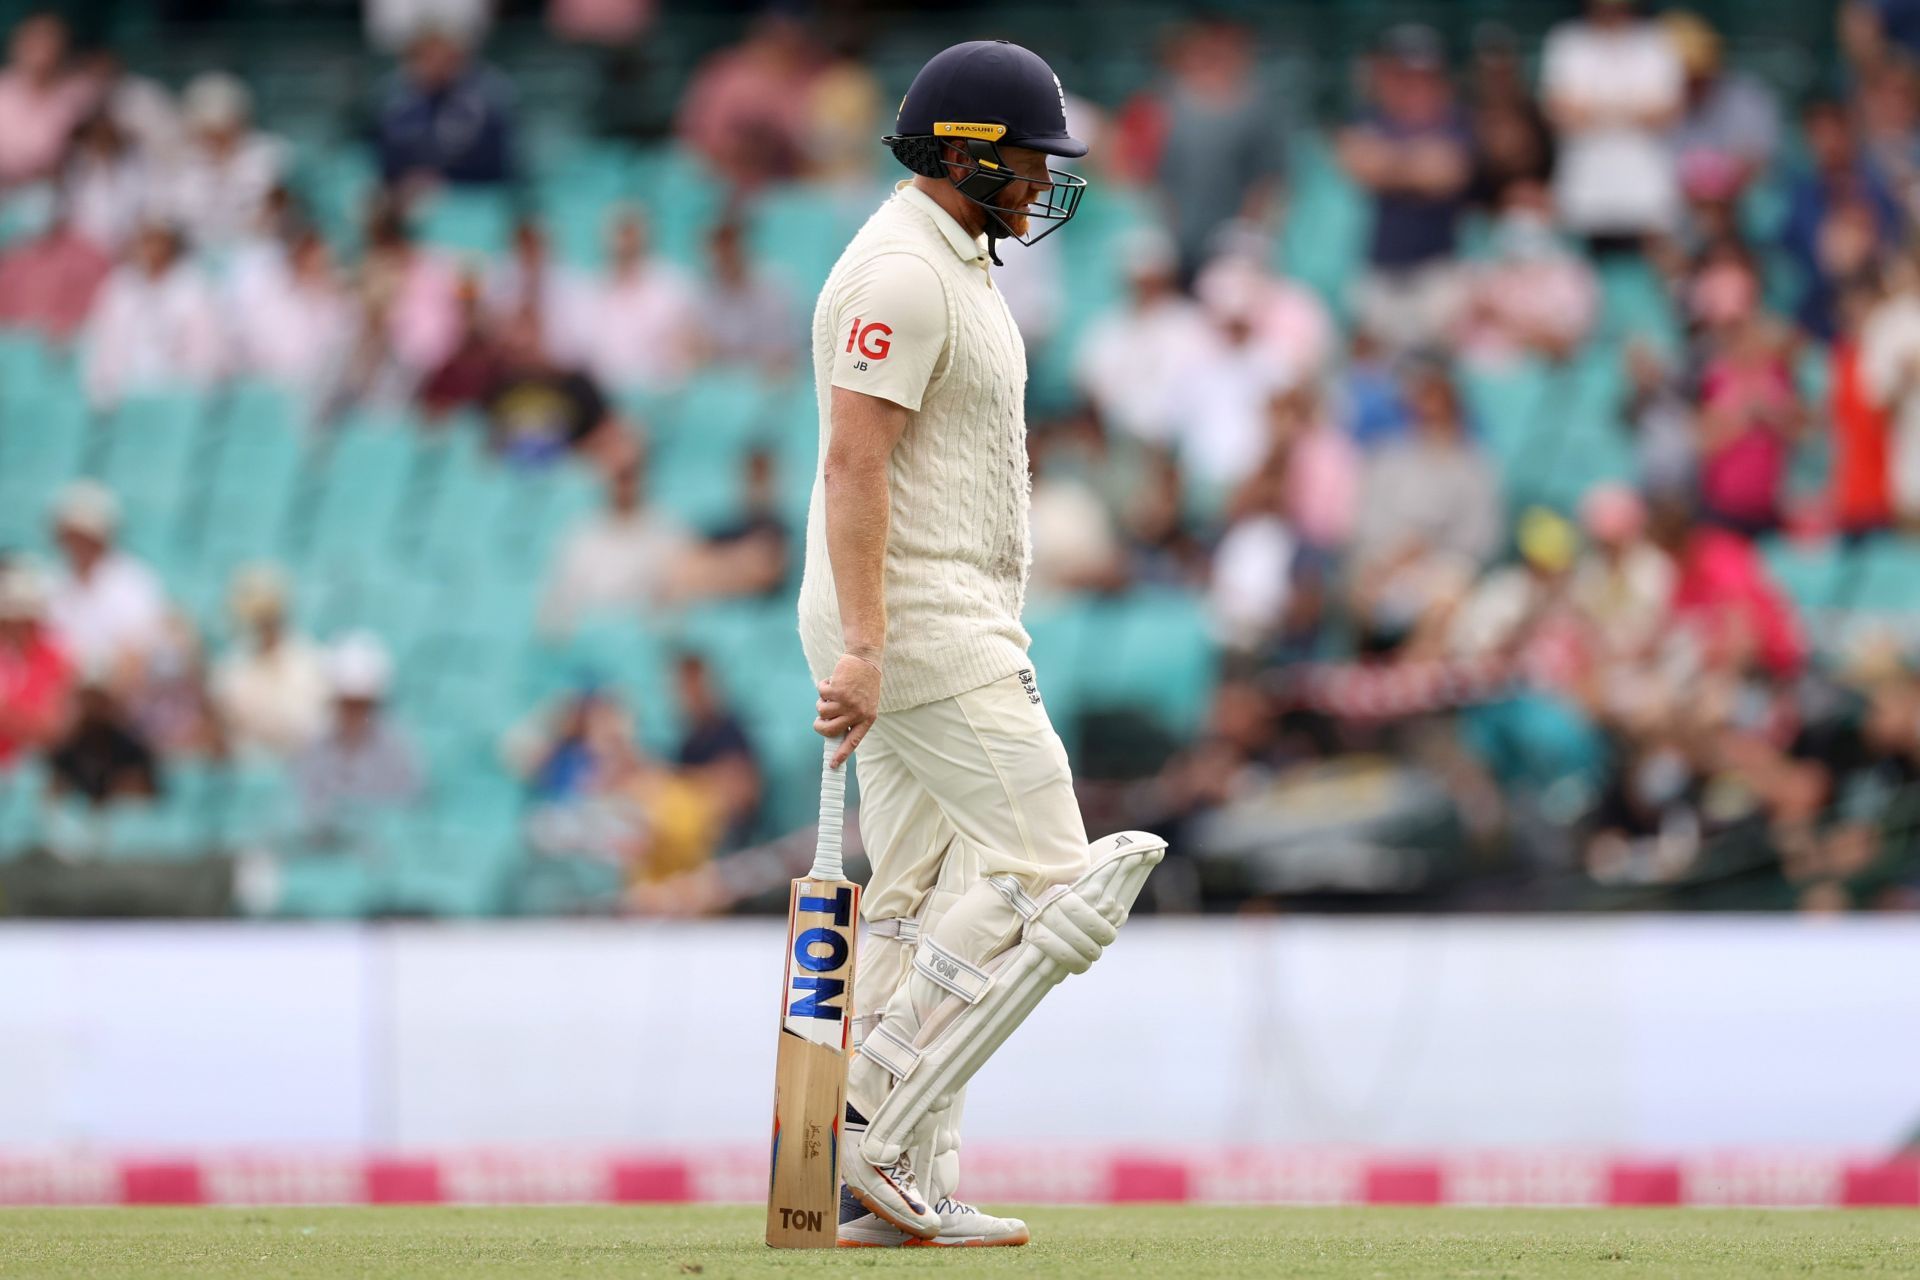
[815,652,882,767]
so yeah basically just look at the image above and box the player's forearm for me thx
[823,450,891,661]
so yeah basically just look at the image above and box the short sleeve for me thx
[828,252,947,411]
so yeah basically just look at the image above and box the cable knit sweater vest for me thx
[796,188,1033,712]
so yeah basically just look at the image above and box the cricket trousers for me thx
[848,667,1089,1200]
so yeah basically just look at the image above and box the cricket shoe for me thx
[839,1107,940,1239]
[839,1186,1030,1248]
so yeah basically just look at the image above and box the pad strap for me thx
[868,916,920,943]
[857,1022,921,1081]
[986,874,1041,922]
[915,938,990,1004]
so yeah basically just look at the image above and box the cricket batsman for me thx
[798,39,1166,1248]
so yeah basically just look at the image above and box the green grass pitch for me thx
[5,1205,1919,1278]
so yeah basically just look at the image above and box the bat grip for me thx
[811,734,847,881]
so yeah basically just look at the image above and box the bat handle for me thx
[810,734,847,881]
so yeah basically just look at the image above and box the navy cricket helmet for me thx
[883,40,1089,261]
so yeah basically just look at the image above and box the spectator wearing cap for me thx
[0,561,74,769]
[1664,11,1779,200]
[1349,361,1503,646]
[293,632,424,836]
[212,566,330,758]
[0,12,96,188]
[1339,25,1474,354]
[1073,226,1212,450]
[563,207,699,395]
[161,72,288,249]
[1541,0,1684,252]
[1134,17,1284,283]
[375,30,515,188]
[44,481,170,681]
[80,221,227,407]
[0,199,113,343]
[538,453,697,635]
[1454,179,1599,370]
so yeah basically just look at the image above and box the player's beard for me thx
[987,193,1031,240]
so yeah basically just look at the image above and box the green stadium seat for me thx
[269,853,379,919]
[1099,588,1217,737]
[0,758,46,860]
[301,419,418,564]
[1760,535,1847,616]
[415,187,514,259]
[215,759,301,849]
[99,799,204,862]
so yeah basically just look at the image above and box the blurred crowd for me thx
[2,1,1919,914]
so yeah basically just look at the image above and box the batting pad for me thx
[858,830,1166,1165]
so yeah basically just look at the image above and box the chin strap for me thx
[986,233,1004,267]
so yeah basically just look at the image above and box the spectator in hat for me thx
[1542,0,1684,251]
[80,221,227,407]
[0,12,96,188]
[162,72,288,249]
[375,29,515,188]
[293,632,424,836]
[44,481,170,682]
[212,565,331,758]
[1340,24,1474,353]
[1073,225,1212,449]
[0,561,74,769]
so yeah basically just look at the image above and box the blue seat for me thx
[302,420,418,564]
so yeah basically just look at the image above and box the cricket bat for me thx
[765,736,860,1248]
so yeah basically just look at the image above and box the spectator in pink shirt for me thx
[0,13,97,189]
[0,203,113,342]
[676,14,819,188]
[361,199,462,378]
[1655,499,1806,679]
[1266,382,1359,552]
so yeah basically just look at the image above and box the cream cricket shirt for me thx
[796,182,1034,713]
